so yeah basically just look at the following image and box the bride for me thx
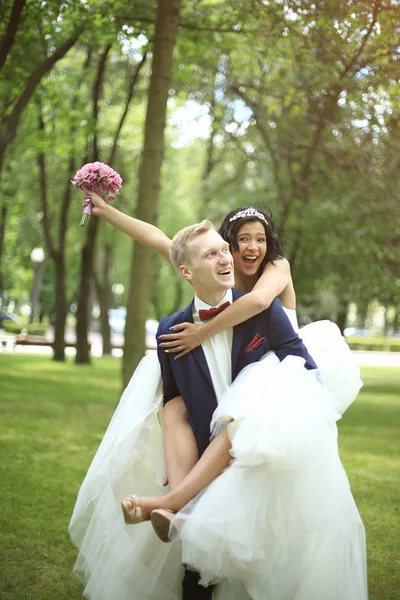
[69,199,366,599]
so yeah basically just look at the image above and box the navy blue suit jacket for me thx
[157,290,317,456]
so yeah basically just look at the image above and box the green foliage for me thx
[1,0,399,350]
[2,320,48,335]
[346,336,400,353]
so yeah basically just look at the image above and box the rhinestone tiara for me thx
[229,207,268,224]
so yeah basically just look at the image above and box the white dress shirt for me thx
[193,289,233,404]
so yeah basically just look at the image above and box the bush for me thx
[346,335,400,353]
[2,321,48,336]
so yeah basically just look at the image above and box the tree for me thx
[0,0,86,176]
[122,0,181,387]
[36,46,93,361]
[90,48,149,356]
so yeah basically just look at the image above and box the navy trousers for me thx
[182,569,214,599]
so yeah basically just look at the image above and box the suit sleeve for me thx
[157,318,180,404]
[267,299,318,371]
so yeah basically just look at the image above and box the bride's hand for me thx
[158,322,207,358]
[82,187,107,216]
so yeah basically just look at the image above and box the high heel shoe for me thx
[151,509,174,543]
[121,495,148,524]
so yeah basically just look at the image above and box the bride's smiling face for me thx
[231,221,267,280]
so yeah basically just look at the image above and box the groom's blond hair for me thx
[170,220,215,271]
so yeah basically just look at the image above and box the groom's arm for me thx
[267,299,317,370]
[157,318,181,403]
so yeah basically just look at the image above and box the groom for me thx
[156,220,318,599]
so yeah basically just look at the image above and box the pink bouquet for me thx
[71,162,123,226]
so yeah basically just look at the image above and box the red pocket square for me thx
[245,334,266,353]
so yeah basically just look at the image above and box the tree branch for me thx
[301,4,381,184]
[229,82,287,209]
[0,25,84,173]
[117,14,261,35]
[92,44,112,160]
[0,0,27,71]
[341,0,382,78]
[108,49,148,165]
[58,46,92,253]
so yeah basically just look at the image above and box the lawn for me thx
[0,355,399,600]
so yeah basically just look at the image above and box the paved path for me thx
[352,351,400,368]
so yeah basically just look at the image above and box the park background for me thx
[0,1,399,599]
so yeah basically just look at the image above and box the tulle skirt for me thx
[170,353,367,599]
[69,321,366,599]
[69,355,185,599]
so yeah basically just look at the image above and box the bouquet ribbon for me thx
[80,197,93,226]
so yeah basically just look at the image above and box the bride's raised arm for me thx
[159,257,293,357]
[88,189,172,263]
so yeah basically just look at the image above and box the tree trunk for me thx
[336,300,349,335]
[37,106,74,362]
[0,0,27,71]
[75,216,99,363]
[198,70,220,219]
[0,203,7,301]
[151,257,163,322]
[95,50,148,352]
[99,293,112,354]
[53,252,67,361]
[75,44,111,365]
[171,277,184,315]
[52,160,75,362]
[29,258,47,323]
[356,302,369,329]
[51,51,92,362]
[393,308,400,335]
[94,244,113,355]
[122,0,181,388]
[383,305,390,337]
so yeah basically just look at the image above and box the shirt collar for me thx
[193,289,233,318]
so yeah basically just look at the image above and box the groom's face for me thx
[179,230,235,300]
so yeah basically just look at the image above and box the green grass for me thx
[338,367,400,600]
[1,356,399,599]
[0,355,121,600]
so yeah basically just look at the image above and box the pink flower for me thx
[71,162,123,226]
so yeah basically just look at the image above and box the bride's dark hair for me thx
[218,206,285,274]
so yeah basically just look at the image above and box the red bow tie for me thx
[198,301,230,322]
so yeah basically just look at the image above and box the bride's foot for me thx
[121,492,180,532]
[121,494,159,525]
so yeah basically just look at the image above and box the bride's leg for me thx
[167,426,232,510]
[137,426,232,516]
[122,396,199,517]
[163,396,199,490]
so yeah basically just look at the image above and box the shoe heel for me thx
[151,509,174,543]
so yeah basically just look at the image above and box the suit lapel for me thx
[231,288,249,372]
[182,300,214,387]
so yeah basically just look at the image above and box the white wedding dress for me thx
[69,311,367,600]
